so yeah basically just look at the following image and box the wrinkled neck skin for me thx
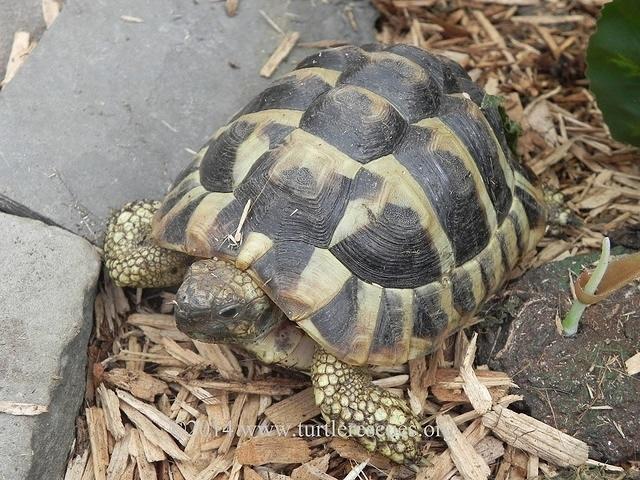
[241,313,316,371]
[174,258,315,371]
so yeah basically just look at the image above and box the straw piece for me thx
[260,32,300,78]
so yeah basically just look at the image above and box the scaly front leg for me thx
[311,348,423,464]
[104,200,190,288]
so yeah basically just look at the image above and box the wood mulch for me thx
[63,1,639,479]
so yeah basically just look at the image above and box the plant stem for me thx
[561,237,610,336]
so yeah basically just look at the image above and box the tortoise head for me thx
[174,259,279,344]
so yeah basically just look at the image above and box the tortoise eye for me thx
[219,306,239,318]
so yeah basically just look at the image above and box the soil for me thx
[476,252,640,464]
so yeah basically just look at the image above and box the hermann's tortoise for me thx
[104,44,547,464]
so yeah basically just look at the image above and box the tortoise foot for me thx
[311,348,423,465]
[104,200,190,288]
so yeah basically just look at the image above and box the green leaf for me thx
[481,94,523,157]
[586,0,640,147]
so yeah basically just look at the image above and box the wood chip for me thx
[42,0,61,27]
[236,437,311,465]
[1,32,33,86]
[193,341,243,379]
[86,407,110,480]
[436,414,491,480]
[117,389,191,446]
[527,454,539,479]
[161,337,209,366]
[409,356,429,415]
[138,429,166,462]
[419,419,489,480]
[260,32,300,78]
[244,467,265,480]
[264,387,320,430]
[259,9,284,34]
[189,377,302,396]
[184,416,212,468]
[120,15,143,23]
[106,428,132,480]
[626,352,640,376]
[206,391,230,432]
[460,334,493,415]
[511,15,585,25]
[225,0,239,16]
[482,405,588,467]
[0,401,47,415]
[330,438,414,477]
[130,429,158,480]
[64,449,90,480]
[194,452,234,480]
[219,392,247,454]
[97,384,126,440]
[237,395,261,438]
[103,368,168,401]
[119,401,189,461]
[291,454,332,480]
[431,369,512,403]
[472,10,505,48]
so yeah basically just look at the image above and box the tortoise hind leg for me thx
[311,348,423,465]
[104,200,190,288]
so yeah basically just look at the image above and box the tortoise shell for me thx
[152,44,547,366]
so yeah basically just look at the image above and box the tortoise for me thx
[104,43,547,464]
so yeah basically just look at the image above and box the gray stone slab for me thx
[0,0,46,80]
[0,213,100,480]
[0,0,376,243]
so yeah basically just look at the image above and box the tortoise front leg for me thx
[104,200,190,288]
[311,348,423,465]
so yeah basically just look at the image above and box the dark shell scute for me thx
[412,288,449,339]
[338,51,441,123]
[440,56,484,105]
[200,121,256,193]
[516,186,546,230]
[161,192,208,246]
[232,153,351,248]
[370,290,406,355]
[394,125,491,266]
[233,74,332,119]
[160,159,202,217]
[452,268,477,316]
[169,157,201,192]
[251,241,317,306]
[308,277,359,351]
[263,122,297,149]
[508,209,526,251]
[384,44,446,91]
[330,202,442,288]
[295,45,367,71]
[300,85,408,163]
[439,96,513,225]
